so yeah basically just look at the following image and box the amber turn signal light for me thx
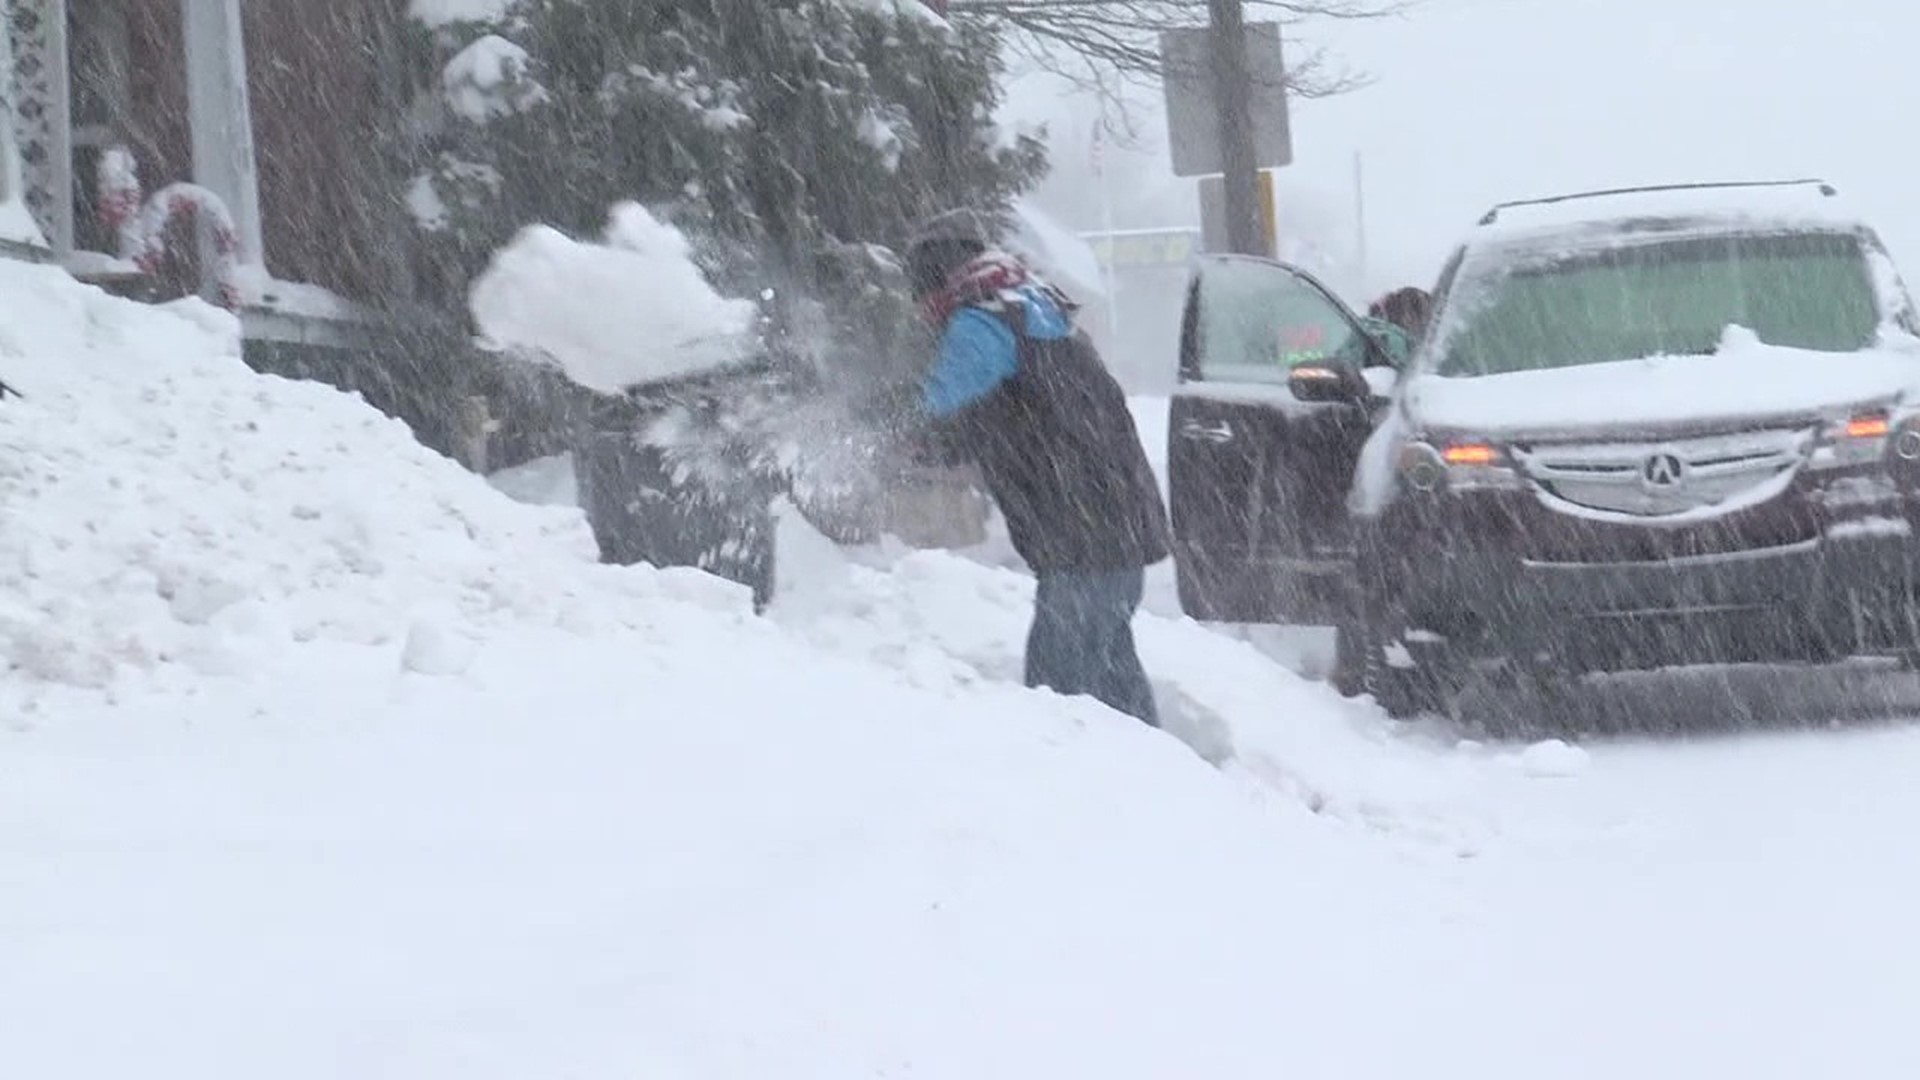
[1441,443,1500,466]
[1844,414,1891,439]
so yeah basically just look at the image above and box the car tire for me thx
[1345,541,1457,720]
[1359,621,1444,720]
[1332,621,1366,698]
[1892,598,1920,669]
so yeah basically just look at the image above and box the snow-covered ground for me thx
[9,267,1920,1078]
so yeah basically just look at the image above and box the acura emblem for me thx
[1642,451,1687,489]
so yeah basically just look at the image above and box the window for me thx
[1192,259,1369,384]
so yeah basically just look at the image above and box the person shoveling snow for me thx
[904,209,1171,726]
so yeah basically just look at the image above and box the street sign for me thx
[1199,170,1277,257]
[1160,22,1292,179]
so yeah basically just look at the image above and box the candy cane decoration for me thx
[96,145,144,261]
[96,147,245,310]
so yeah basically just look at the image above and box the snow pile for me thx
[0,259,734,693]
[768,510,1504,849]
[488,452,580,507]
[1516,737,1591,778]
[0,251,1515,1078]
[6,607,1481,1080]
[470,203,759,394]
[442,34,548,122]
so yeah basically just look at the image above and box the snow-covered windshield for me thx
[1437,231,1879,377]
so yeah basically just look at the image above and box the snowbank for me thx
[768,510,1501,848]
[0,259,719,692]
[469,203,759,394]
[0,252,1505,1078]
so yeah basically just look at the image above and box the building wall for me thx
[241,0,413,303]
[69,1,191,253]
[73,0,412,303]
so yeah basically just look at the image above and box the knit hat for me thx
[905,208,993,298]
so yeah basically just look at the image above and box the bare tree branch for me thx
[947,0,1406,136]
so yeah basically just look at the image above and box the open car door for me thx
[1168,255,1394,624]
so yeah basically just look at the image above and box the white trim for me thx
[41,0,66,253]
[181,0,263,267]
[239,307,374,350]
[6,0,67,253]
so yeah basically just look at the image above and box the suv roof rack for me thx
[1477,178,1838,226]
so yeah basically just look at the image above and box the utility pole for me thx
[1353,150,1369,291]
[1207,0,1265,256]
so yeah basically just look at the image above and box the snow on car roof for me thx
[1471,180,1867,246]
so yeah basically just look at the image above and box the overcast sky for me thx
[1009,0,1920,300]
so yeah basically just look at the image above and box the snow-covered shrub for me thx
[405,0,1044,391]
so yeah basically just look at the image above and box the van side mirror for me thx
[1288,361,1371,404]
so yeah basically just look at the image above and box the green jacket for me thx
[1360,315,1414,367]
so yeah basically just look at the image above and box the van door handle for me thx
[1179,419,1234,443]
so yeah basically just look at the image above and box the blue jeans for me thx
[1027,569,1158,726]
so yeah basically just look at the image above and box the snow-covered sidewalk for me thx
[8,264,1920,1079]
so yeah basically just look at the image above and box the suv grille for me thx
[1506,508,1820,565]
[1513,427,1812,517]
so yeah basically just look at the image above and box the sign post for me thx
[1161,17,1291,258]
[1199,170,1277,258]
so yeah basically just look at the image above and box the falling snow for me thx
[17,2,1920,1077]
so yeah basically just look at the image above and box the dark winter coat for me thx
[919,282,1171,574]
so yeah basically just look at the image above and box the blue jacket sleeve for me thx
[922,308,1019,418]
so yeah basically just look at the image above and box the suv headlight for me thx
[1886,411,1920,489]
[1811,410,1894,470]
[1808,407,1920,477]
[1890,414,1920,463]
[1398,439,1523,494]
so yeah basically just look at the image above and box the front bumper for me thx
[1382,477,1920,669]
